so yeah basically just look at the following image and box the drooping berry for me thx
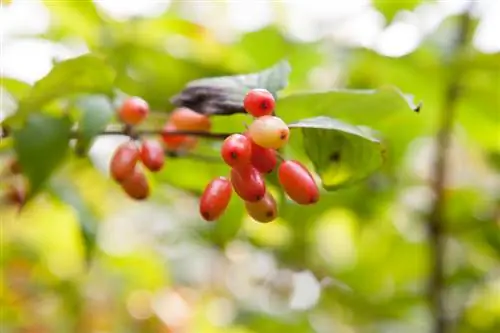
[169,107,211,132]
[221,134,252,168]
[161,122,198,151]
[244,192,278,223]
[120,168,150,200]
[110,142,139,182]
[230,165,266,202]
[248,115,289,149]
[140,139,165,172]
[118,97,149,126]
[199,177,232,221]
[243,89,275,117]
[278,160,319,205]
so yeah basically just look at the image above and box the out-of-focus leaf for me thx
[42,0,103,46]
[0,77,31,100]
[209,197,245,246]
[74,95,114,155]
[7,55,116,124]
[288,116,384,190]
[238,27,289,68]
[373,0,422,22]
[12,114,72,197]
[48,179,98,263]
[171,60,291,115]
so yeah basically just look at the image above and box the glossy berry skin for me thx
[278,160,319,205]
[244,193,278,223]
[110,142,139,182]
[169,107,211,132]
[230,165,266,202]
[247,115,289,149]
[221,134,252,168]
[199,177,232,221]
[121,168,150,200]
[118,97,149,126]
[140,139,165,172]
[250,140,277,174]
[161,122,198,151]
[243,89,275,117]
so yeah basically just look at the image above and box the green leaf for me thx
[288,116,385,190]
[48,179,98,264]
[373,0,423,22]
[74,95,114,155]
[0,77,31,100]
[277,86,422,160]
[13,114,72,197]
[8,55,116,124]
[187,59,290,97]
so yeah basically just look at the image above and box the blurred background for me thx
[1,0,499,332]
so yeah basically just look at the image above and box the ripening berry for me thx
[120,168,150,200]
[243,89,275,117]
[244,192,278,223]
[110,142,139,182]
[169,107,211,132]
[199,177,232,221]
[247,115,289,149]
[140,139,165,172]
[221,134,252,167]
[230,165,266,202]
[118,97,149,126]
[161,122,198,151]
[278,160,319,205]
[245,134,277,173]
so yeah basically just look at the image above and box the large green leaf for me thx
[288,116,385,190]
[74,95,114,155]
[277,86,422,160]
[186,59,291,97]
[12,114,72,197]
[8,55,116,124]
[373,0,423,22]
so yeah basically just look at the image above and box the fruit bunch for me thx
[199,89,319,223]
[110,97,211,200]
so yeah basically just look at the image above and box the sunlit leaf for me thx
[12,114,72,197]
[288,116,385,190]
[0,77,31,100]
[373,0,422,22]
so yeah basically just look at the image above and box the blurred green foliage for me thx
[1,1,499,333]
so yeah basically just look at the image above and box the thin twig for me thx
[428,9,472,333]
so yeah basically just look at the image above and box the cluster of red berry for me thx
[199,89,319,223]
[110,97,212,200]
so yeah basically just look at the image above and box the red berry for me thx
[278,160,319,205]
[161,122,198,151]
[169,107,211,132]
[110,142,139,182]
[243,89,275,117]
[140,139,165,172]
[121,168,150,200]
[221,134,252,168]
[5,184,25,206]
[118,97,149,126]
[243,132,277,173]
[244,192,278,223]
[230,165,266,202]
[199,177,232,221]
